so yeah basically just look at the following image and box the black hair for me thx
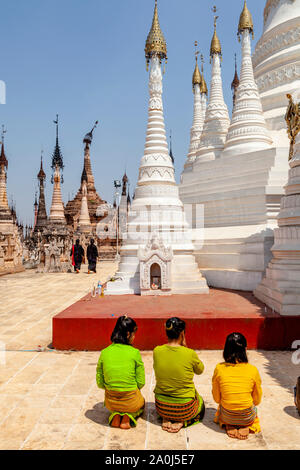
[111,315,137,345]
[90,239,95,245]
[75,239,80,245]
[165,317,186,340]
[223,332,248,364]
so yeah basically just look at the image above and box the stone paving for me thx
[0,265,299,450]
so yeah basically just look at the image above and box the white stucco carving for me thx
[138,233,173,295]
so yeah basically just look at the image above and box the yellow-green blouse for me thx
[153,344,204,403]
[96,343,145,392]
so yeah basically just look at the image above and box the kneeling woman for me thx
[96,316,145,429]
[212,332,262,440]
[153,317,205,433]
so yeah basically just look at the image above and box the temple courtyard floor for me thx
[0,263,299,450]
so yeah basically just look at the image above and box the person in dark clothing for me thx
[87,239,99,273]
[295,377,300,416]
[70,239,85,273]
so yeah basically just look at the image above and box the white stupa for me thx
[77,180,91,232]
[106,0,208,295]
[49,118,66,225]
[49,166,66,224]
[255,93,300,315]
[195,11,230,162]
[253,0,300,148]
[223,1,273,156]
[179,1,289,292]
[185,48,205,167]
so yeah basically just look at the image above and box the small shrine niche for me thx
[150,263,161,290]
[138,233,173,296]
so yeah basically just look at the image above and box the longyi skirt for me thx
[155,391,205,428]
[105,389,145,427]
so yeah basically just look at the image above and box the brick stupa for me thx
[65,122,106,230]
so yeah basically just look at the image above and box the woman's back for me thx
[97,343,145,391]
[212,362,262,411]
[153,345,204,400]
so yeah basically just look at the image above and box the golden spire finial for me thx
[200,54,208,95]
[192,41,202,91]
[210,6,222,60]
[145,0,167,71]
[238,0,254,40]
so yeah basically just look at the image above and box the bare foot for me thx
[120,414,131,430]
[226,425,238,439]
[162,419,172,431]
[169,422,184,433]
[111,414,121,428]
[237,427,249,440]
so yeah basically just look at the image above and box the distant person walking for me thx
[87,238,98,274]
[70,239,85,273]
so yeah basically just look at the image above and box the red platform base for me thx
[52,289,300,351]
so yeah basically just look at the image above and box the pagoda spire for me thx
[196,7,230,161]
[169,129,174,164]
[231,54,240,108]
[33,193,38,230]
[49,117,66,223]
[139,0,173,187]
[0,127,13,223]
[145,0,167,71]
[200,54,208,121]
[223,1,272,155]
[51,115,64,173]
[35,152,48,230]
[81,121,98,192]
[186,42,204,164]
[122,172,128,196]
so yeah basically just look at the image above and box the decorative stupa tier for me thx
[107,0,208,295]
[0,139,24,275]
[223,1,273,156]
[186,46,205,165]
[255,93,300,315]
[195,9,230,161]
[64,123,106,229]
[253,0,300,147]
[49,166,66,223]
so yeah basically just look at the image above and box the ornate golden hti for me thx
[285,93,300,161]
[192,41,202,92]
[210,6,222,60]
[145,0,167,71]
[238,0,254,40]
[200,54,208,95]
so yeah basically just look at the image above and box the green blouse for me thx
[96,343,145,392]
[153,344,204,403]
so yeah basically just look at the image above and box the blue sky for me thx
[1,0,265,225]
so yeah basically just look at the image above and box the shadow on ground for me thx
[85,402,110,426]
